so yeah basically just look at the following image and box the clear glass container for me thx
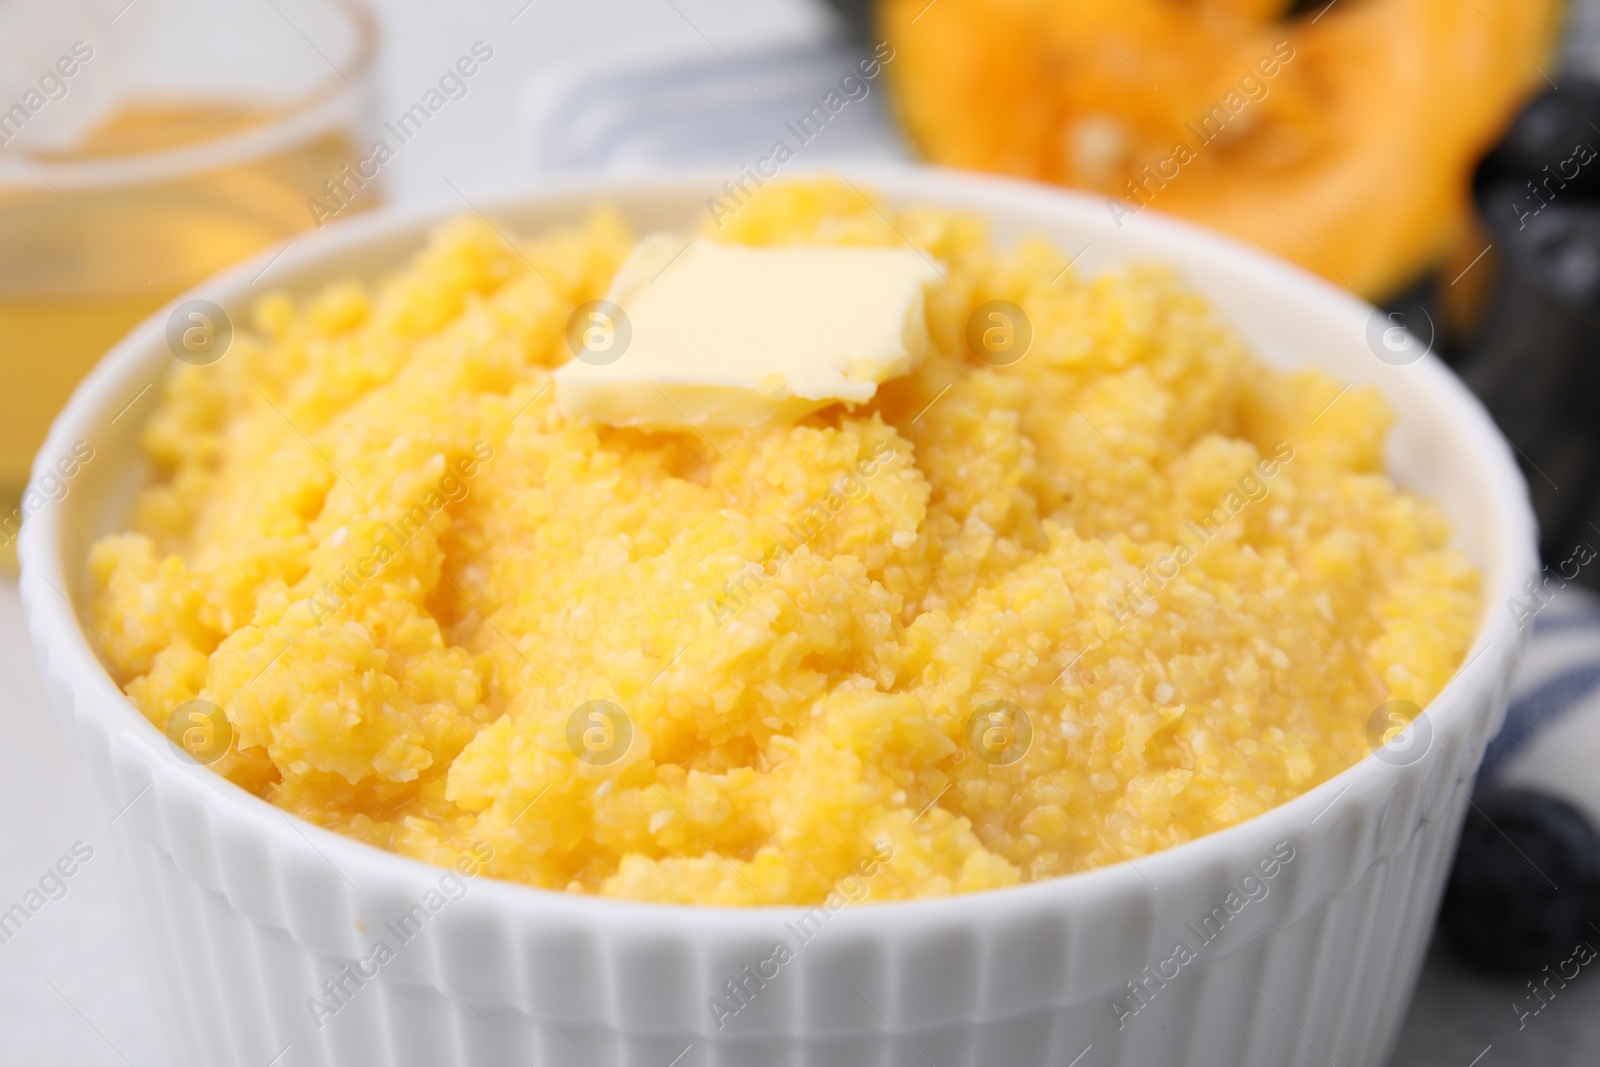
[0,0,378,568]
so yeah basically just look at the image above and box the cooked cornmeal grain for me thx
[89,181,1480,905]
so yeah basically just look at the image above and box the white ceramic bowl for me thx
[20,167,1538,1067]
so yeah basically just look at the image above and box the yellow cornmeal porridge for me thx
[88,181,1479,905]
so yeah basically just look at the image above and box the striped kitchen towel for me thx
[520,24,911,175]
[1486,584,1600,823]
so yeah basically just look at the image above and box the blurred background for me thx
[3,0,1600,1063]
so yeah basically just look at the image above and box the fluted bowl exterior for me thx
[19,166,1537,1067]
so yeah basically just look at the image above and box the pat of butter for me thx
[553,236,943,430]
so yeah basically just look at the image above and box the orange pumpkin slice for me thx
[881,0,1564,298]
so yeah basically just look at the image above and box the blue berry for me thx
[1440,789,1600,972]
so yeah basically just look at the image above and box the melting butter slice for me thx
[553,235,943,431]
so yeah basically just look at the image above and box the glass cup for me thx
[0,0,379,568]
